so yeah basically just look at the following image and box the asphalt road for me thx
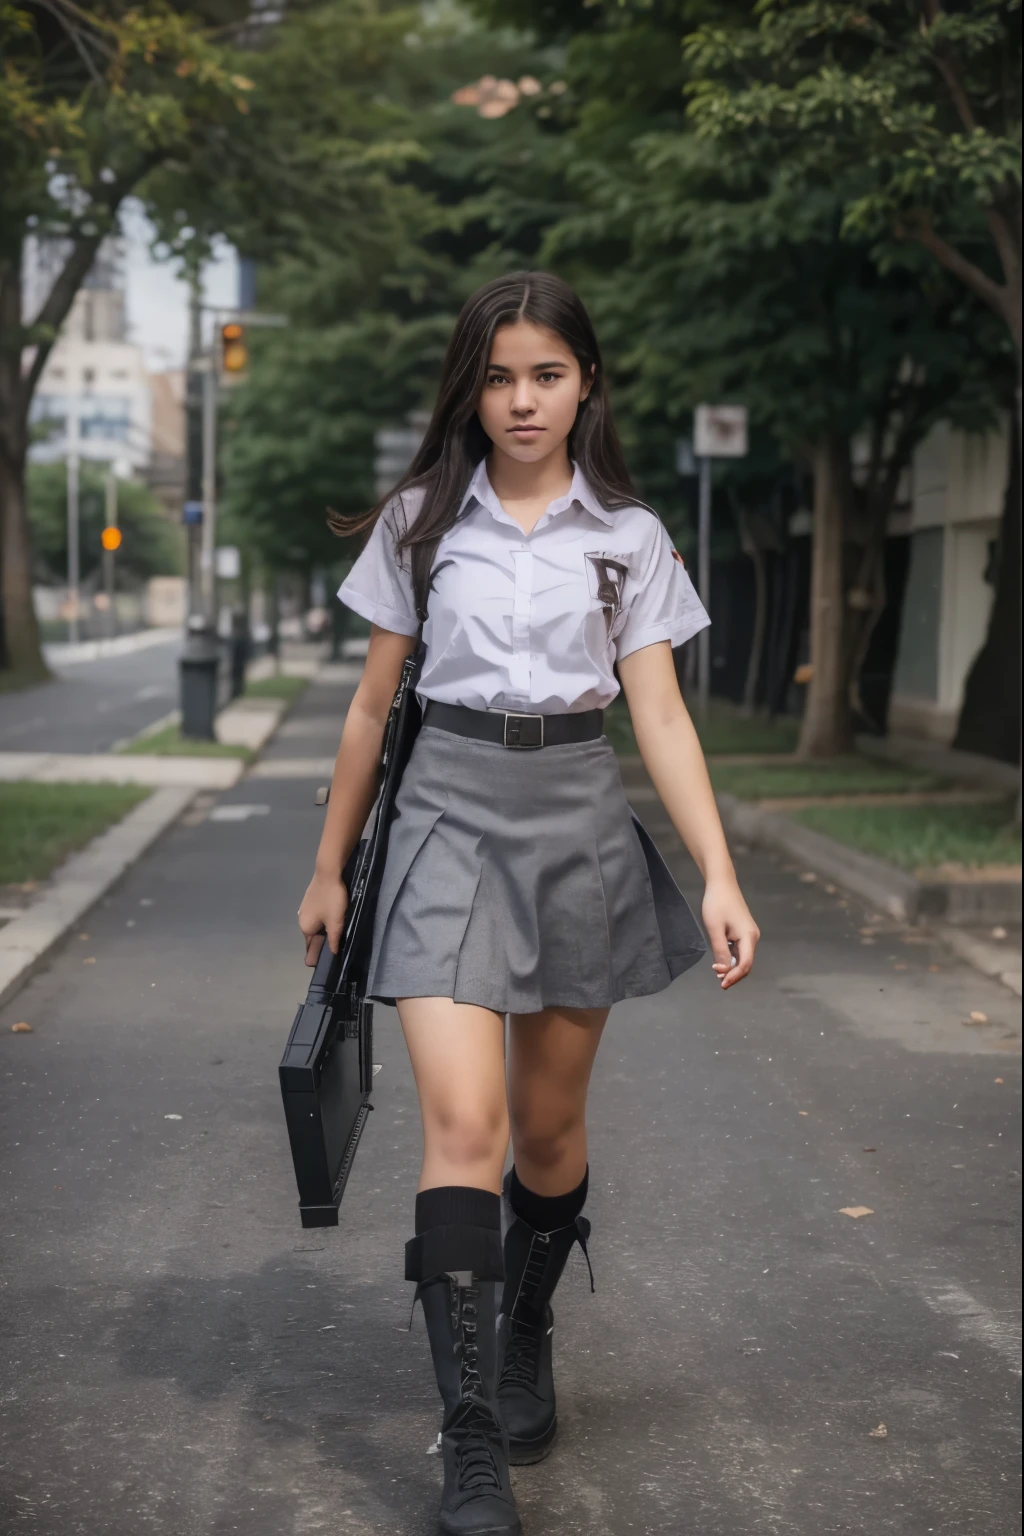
[0,635,182,753]
[0,673,1020,1536]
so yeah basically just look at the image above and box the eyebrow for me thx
[487,360,569,372]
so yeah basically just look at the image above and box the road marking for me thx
[248,757,337,779]
[915,1280,1022,1376]
[208,803,271,822]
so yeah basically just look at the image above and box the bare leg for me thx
[397,996,510,1194]
[506,1005,608,1196]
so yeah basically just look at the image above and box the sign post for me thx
[692,404,749,719]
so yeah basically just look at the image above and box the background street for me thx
[1,671,1018,1536]
[0,634,182,754]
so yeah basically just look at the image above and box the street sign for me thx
[694,404,748,459]
[182,500,204,525]
[215,545,241,579]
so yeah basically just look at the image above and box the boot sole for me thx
[508,1416,557,1466]
[438,1520,522,1536]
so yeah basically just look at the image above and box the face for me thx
[476,320,594,465]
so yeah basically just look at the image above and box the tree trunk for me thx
[0,436,49,684]
[797,436,854,758]
[952,407,1021,765]
[0,249,50,684]
[739,513,767,716]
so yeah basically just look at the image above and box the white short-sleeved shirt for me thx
[337,459,709,714]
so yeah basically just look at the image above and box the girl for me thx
[298,271,759,1536]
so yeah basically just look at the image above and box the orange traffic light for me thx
[101,526,122,551]
[221,321,248,374]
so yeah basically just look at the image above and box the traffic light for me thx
[101,526,122,552]
[220,321,248,375]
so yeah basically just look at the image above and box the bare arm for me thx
[617,639,759,988]
[298,623,417,964]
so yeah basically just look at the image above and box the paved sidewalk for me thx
[0,674,1019,1535]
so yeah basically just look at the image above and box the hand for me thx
[297,871,350,968]
[702,877,760,990]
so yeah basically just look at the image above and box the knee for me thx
[428,1098,508,1172]
[510,1106,581,1172]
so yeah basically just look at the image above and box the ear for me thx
[579,363,596,403]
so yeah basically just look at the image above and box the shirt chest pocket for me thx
[583,549,641,636]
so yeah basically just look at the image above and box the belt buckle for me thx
[503,712,544,749]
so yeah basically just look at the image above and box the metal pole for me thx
[697,454,712,719]
[200,360,218,626]
[66,401,80,644]
[104,469,118,637]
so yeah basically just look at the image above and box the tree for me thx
[26,462,181,586]
[0,1,422,684]
[685,0,1021,762]
[485,1,1010,754]
[219,17,560,578]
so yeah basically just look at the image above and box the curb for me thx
[717,793,1023,994]
[930,925,1023,999]
[716,793,921,920]
[0,750,244,789]
[42,627,182,667]
[0,661,320,1011]
[0,787,196,1011]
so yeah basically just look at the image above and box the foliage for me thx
[219,17,563,573]
[684,1,1022,346]
[26,462,181,584]
[0,1,432,679]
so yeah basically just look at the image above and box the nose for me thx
[511,378,536,415]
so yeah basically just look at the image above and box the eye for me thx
[486,371,510,386]
[537,371,563,384]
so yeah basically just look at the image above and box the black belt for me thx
[423,700,604,749]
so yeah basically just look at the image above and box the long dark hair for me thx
[328,270,640,621]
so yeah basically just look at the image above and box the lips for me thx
[509,426,543,435]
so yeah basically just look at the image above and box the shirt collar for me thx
[457,458,616,527]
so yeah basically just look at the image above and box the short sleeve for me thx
[614,516,709,661]
[337,497,419,637]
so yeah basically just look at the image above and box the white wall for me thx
[889,419,1007,742]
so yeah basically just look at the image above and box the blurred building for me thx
[146,367,187,518]
[888,420,1008,744]
[27,240,152,476]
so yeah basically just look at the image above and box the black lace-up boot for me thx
[496,1168,594,1465]
[406,1186,520,1536]
[417,1274,521,1536]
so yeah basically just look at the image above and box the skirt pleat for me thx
[365,724,705,1013]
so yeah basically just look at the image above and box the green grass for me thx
[0,782,152,885]
[242,674,309,702]
[118,724,254,761]
[791,800,1022,871]
[696,704,800,757]
[603,695,800,758]
[710,756,940,799]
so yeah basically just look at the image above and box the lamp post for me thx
[692,403,749,721]
[66,400,80,644]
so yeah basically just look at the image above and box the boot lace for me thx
[450,1283,502,1493]
[498,1310,545,1390]
[448,1396,503,1492]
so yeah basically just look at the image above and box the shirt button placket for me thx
[510,549,533,697]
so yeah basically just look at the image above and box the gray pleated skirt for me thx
[366,723,706,1014]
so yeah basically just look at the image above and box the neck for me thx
[486,444,573,504]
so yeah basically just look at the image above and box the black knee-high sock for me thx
[405,1185,503,1282]
[508,1164,589,1232]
